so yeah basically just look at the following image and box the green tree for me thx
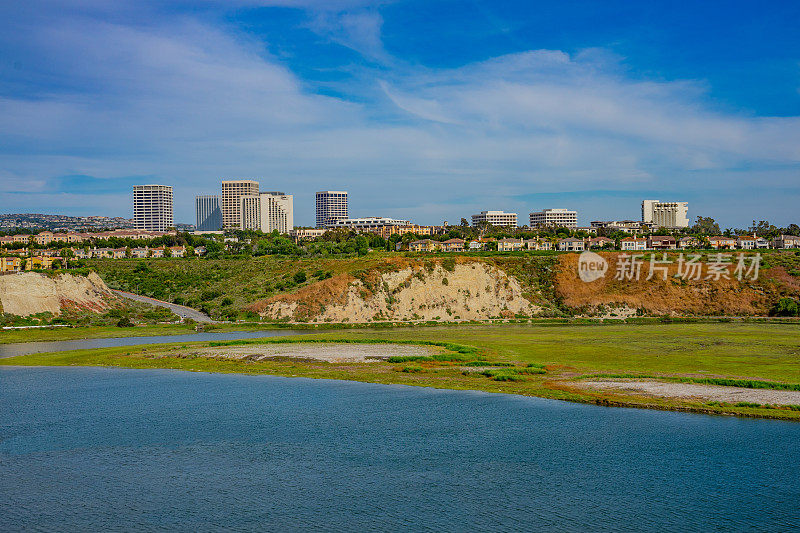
[692,216,721,235]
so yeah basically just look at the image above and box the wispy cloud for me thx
[0,1,798,226]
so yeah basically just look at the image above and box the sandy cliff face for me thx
[250,260,540,323]
[0,272,115,316]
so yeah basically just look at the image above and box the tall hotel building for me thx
[241,192,294,234]
[221,180,259,229]
[315,191,348,228]
[133,185,173,231]
[195,195,222,231]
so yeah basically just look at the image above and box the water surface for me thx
[1,367,798,531]
[0,329,317,359]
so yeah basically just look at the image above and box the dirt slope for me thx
[0,272,116,316]
[249,258,541,322]
[555,252,799,315]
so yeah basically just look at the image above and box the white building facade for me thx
[471,211,518,227]
[529,208,577,228]
[222,180,259,229]
[329,217,410,231]
[241,192,294,234]
[641,200,689,228]
[316,191,348,228]
[133,185,173,232]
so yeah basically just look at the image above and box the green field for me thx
[3,323,799,420]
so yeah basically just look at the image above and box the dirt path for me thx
[578,380,800,406]
[113,290,216,323]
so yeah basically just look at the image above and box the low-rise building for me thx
[772,235,800,249]
[0,257,21,273]
[707,236,737,250]
[497,238,524,252]
[440,238,465,252]
[557,237,585,252]
[409,239,439,252]
[588,236,615,249]
[524,238,553,251]
[530,208,577,228]
[737,236,756,249]
[472,211,518,228]
[621,237,648,251]
[678,236,700,249]
[647,236,677,250]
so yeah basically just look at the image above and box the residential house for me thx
[678,236,700,249]
[772,235,800,249]
[557,238,585,252]
[440,238,465,252]
[131,247,149,258]
[497,238,524,252]
[647,236,677,250]
[169,246,186,258]
[524,238,552,251]
[26,255,62,270]
[707,236,737,250]
[409,239,439,252]
[621,237,648,251]
[737,236,756,250]
[0,257,21,273]
[587,236,614,249]
[33,231,54,245]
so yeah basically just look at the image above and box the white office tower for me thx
[642,200,689,228]
[195,195,222,231]
[316,191,348,228]
[133,185,173,231]
[528,208,577,228]
[222,180,259,229]
[471,211,518,227]
[241,192,294,233]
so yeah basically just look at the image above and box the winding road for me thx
[112,290,217,323]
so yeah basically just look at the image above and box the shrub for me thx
[400,365,424,373]
[770,297,799,317]
[116,317,134,327]
[294,270,307,284]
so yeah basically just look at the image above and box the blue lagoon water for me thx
[1,367,798,531]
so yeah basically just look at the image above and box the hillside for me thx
[0,272,115,316]
[86,251,800,322]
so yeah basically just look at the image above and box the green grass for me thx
[3,322,800,420]
[0,323,196,344]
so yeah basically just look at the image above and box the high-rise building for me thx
[241,192,294,234]
[195,195,222,231]
[316,191,348,228]
[529,208,577,228]
[133,185,173,232]
[471,210,518,227]
[642,200,689,228]
[221,180,259,229]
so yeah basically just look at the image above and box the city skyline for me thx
[1,1,799,227]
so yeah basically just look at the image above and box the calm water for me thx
[0,330,318,359]
[1,367,798,532]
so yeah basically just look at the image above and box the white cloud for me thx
[0,3,798,227]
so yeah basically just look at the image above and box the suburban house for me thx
[26,255,62,269]
[647,236,677,250]
[621,237,648,251]
[0,257,21,273]
[678,236,700,249]
[409,239,439,252]
[497,238,524,252]
[557,238,585,252]
[772,235,800,249]
[587,236,614,249]
[168,246,187,257]
[439,239,465,252]
[737,236,756,249]
[707,236,737,250]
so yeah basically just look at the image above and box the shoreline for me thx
[3,333,799,421]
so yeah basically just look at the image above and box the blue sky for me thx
[1,0,798,228]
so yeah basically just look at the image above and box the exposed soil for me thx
[193,343,437,363]
[0,272,115,316]
[576,379,800,406]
